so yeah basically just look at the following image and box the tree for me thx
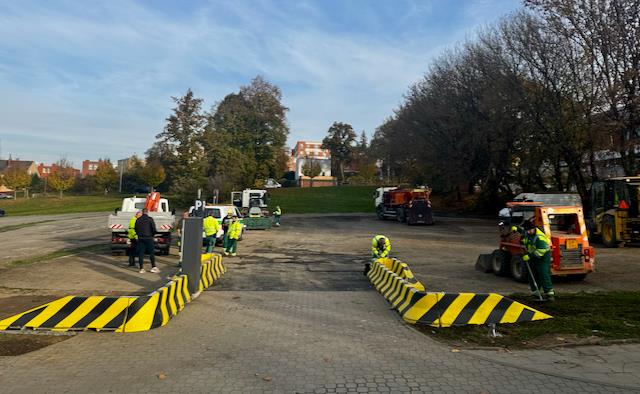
[154,89,206,189]
[322,122,356,182]
[140,161,166,192]
[301,155,322,186]
[95,160,118,194]
[2,166,30,198]
[48,159,77,198]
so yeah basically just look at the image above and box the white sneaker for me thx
[150,267,160,273]
[231,253,237,257]
[139,269,145,273]
[223,252,229,256]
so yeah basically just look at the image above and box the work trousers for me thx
[527,252,553,293]
[127,239,138,266]
[274,215,281,225]
[137,238,156,269]
[225,239,238,254]
[204,235,216,253]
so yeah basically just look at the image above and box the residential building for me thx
[289,141,337,187]
[0,159,39,177]
[81,160,102,178]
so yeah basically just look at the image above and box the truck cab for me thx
[589,176,640,247]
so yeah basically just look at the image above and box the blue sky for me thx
[0,0,521,166]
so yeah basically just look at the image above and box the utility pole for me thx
[118,160,124,193]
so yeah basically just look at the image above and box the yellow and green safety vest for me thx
[203,216,221,237]
[372,235,391,258]
[127,216,138,240]
[524,228,551,258]
[228,221,242,240]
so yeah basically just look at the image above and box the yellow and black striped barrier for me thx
[0,254,225,333]
[199,253,226,291]
[368,258,551,327]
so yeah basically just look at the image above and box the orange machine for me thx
[144,192,161,212]
[487,203,595,282]
[378,188,434,225]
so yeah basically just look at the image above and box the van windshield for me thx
[204,208,222,218]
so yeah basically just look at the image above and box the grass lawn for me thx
[268,186,376,214]
[0,195,124,216]
[418,291,640,349]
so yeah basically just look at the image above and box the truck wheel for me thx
[602,215,618,248]
[376,206,385,220]
[396,208,406,223]
[491,249,511,277]
[510,255,528,283]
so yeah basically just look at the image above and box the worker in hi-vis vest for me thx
[273,205,282,227]
[365,235,391,275]
[224,215,242,256]
[203,211,221,253]
[522,220,554,300]
[127,211,142,267]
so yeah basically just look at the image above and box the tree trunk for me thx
[339,162,345,184]
[59,190,63,199]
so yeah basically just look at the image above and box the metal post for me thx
[118,162,124,193]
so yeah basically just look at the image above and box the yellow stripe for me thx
[0,298,62,329]
[532,310,553,321]
[499,301,525,324]
[176,282,185,310]
[434,293,475,328]
[159,287,169,324]
[468,293,503,325]
[25,296,75,328]
[168,282,177,315]
[53,296,106,330]
[391,283,410,308]
[120,293,159,333]
[87,298,133,330]
[403,293,440,324]
[397,287,419,312]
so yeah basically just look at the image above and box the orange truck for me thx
[478,196,595,282]
[375,187,434,225]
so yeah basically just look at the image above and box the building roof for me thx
[0,159,36,174]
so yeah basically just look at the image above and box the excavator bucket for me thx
[475,253,493,273]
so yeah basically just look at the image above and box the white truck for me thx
[108,196,175,255]
[231,189,269,215]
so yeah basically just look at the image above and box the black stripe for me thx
[388,281,408,305]
[452,294,490,326]
[102,307,128,330]
[71,298,118,329]
[151,291,166,328]
[398,290,423,314]
[416,293,460,325]
[370,264,383,282]
[383,276,401,299]
[9,305,48,328]
[123,297,151,327]
[378,271,392,291]
[173,282,181,309]
[516,308,535,323]
[40,297,87,328]
[485,297,514,324]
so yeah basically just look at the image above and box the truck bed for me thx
[108,212,175,233]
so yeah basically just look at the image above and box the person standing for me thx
[366,235,391,275]
[221,211,233,250]
[224,215,242,256]
[203,211,221,253]
[522,220,554,300]
[272,205,282,227]
[127,211,142,267]
[135,208,159,273]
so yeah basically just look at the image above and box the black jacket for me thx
[135,214,157,239]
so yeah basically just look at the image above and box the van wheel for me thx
[510,255,528,283]
[602,215,618,248]
[491,249,511,277]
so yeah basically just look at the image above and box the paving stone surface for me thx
[1,289,637,393]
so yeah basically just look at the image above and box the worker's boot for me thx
[543,290,555,301]
[530,290,542,299]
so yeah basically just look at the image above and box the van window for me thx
[204,208,222,218]
[134,202,145,210]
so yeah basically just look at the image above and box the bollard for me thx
[181,217,203,295]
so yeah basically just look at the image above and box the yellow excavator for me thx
[588,176,640,247]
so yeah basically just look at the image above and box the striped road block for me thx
[199,253,226,292]
[368,259,552,327]
[0,255,228,333]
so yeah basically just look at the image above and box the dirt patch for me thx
[0,333,72,356]
[0,295,61,320]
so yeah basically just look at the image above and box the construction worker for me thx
[365,235,391,275]
[127,211,142,267]
[135,208,159,273]
[224,215,242,256]
[221,211,233,249]
[272,205,282,227]
[522,220,554,300]
[203,211,221,254]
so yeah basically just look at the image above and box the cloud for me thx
[0,0,522,164]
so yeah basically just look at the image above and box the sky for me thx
[0,0,522,167]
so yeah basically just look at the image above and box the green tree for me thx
[3,166,30,198]
[140,161,166,192]
[95,159,118,194]
[48,159,77,198]
[301,155,322,186]
[322,122,356,183]
[154,89,206,189]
